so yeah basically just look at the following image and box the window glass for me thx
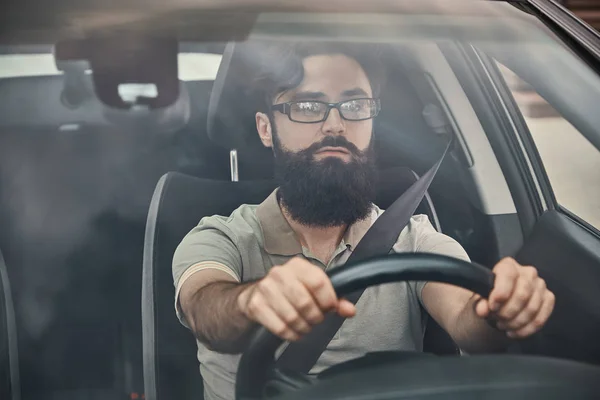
[497,63,600,229]
[0,52,222,81]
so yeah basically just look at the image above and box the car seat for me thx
[0,246,20,400]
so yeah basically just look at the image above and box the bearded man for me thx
[172,43,555,400]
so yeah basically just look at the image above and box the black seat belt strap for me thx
[276,139,452,373]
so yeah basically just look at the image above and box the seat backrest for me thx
[142,173,277,400]
[0,246,20,400]
[142,167,445,400]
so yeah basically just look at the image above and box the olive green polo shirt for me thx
[173,189,469,400]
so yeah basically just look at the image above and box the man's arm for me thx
[179,269,256,354]
[422,282,508,353]
[422,257,555,353]
[178,258,357,355]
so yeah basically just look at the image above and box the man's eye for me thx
[293,102,321,114]
[343,101,364,112]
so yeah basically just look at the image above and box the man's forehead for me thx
[279,53,372,101]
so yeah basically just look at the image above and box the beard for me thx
[272,129,378,228]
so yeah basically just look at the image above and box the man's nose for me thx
[322,108,346,136]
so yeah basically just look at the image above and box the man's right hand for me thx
[237,257,356,341]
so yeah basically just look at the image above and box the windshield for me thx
[0,50,222,80]
[1,1,599,399]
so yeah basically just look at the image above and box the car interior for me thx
[1,2,600,399]
[142,40,462,400]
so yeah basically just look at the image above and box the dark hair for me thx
[247,41,386,113]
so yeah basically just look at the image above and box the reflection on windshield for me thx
[0,1,599,398]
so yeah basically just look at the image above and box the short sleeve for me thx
[415,219,470,262]
[172,217,243,326]
[403,215,471,304]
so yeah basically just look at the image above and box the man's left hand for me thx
[474,257,555,339]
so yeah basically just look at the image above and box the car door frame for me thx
[487,0,600,237]
[440,0,600,239]
[523,0,600,235]
[441,0,600,363]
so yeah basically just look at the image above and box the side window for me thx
[497,63,600,230]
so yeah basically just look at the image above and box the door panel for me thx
[482,35,600,364]
[453,31,600,365]
[486,53,600,365]
[515,210,600,364]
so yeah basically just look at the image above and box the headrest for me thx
[0,71,190,134]
[207,41,266,151]
[206,40,442,176]
[206,40,388,151]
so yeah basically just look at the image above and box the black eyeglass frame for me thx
[271,97,381,123]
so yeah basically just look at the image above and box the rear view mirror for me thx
[55,35,179,109]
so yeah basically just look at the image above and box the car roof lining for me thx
[1,2,543,45]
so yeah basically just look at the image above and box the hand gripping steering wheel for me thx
[235,253,496,400]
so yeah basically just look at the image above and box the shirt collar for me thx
[256,189,375,256]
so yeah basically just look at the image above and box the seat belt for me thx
[276,138,452,373]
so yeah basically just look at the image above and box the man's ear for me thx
[256,112,273,148]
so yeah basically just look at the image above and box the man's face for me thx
[260,54,375,158]
[256,53,378,228]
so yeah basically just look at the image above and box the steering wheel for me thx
[235,253,494,398]
[235,253,600,400]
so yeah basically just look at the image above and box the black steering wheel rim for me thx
[235,253,496,400]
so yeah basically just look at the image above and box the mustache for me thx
[304,136,362,157]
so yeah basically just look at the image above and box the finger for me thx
[295,264,339,312]
[508,291,555,339]
[337,299,357,318]
[246,293,300,341]
[498,278,545,331]
[496,267,537,320]
[269,266,326,325]
[474,296,490,319]
[489,258,519,311]
[256,276,313,335]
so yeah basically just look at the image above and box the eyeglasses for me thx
[271,98,381,123]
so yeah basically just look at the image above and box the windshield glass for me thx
[1,1,599,398]
[0,50,222,80]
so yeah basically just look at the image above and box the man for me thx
[173,43,555,400]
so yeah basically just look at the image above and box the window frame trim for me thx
[472,47,555,213]
[474,47,600,236]
[441,41,538,237]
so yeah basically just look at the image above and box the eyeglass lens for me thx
[289,99,377,122]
